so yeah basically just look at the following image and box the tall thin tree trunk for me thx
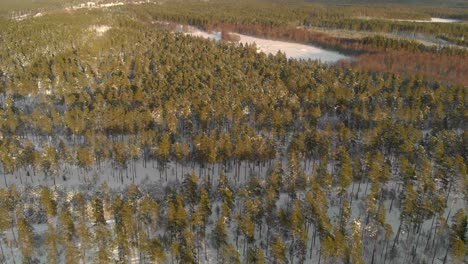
[392,221,402,253]
[290,236,295,264]
[431,245,438,264]
[204,237,208,261]
[382,239,389,264]
[356,178,361,199]
[318,245,322,264]
[364,180,370,196]
[7,239,16,264]
[445,198,456,223]
[265,226,270,258]
[411,226,423,261]
[309,227,314,259]
[442,244,450,264]
[10,216,17,248]
[371,242,377,264]
[425,215,436,250]
[2,171,7,188]
[431,224,438,250]
[0,239,6,264]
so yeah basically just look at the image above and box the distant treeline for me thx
[206,23,466,56]
[304,18,468,47]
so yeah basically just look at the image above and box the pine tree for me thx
[212,217,228,261]
[72,193,91,264]
[183,171,199,213]
[121,201,137,261]
[349,219,364,264]
[42,144,59,185]
[157,133,171,179]
[113,196,130,263]
[58,209,79,264]
[0,206,11,263]
[451,209,467,243]
[146,238,165,263]
[220,243,241,264]
[17,217,34,264]
[92,196,106,225]
[271,236,287,264]
[193,188,211,261]
[40,188,57,221]
[139,195,159,234]
[77,146,95,171]
[449,209,467,264]
[94,222,113,264]
[450,238,466,264]
[290,200,307,263]
[246,246,265,264]
[337,147,352,201]
[45,224,59,264]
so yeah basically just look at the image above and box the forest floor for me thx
[1,154,465,264]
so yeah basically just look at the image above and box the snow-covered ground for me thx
[89,25,112,36]
[429,18,462,23]
[188,31,222,41]
[186,30,349,63]
[10,1,153,21]
[390,17,462,23]
[12,13,30,21]
[0,130,464,264]
[359,17,463,23]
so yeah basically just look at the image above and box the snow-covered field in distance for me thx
[359,17,463,23]
[391,17,462,23]
[186,30,349,63]
[429,17,462,23]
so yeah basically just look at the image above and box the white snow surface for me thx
[89,25,112,36]
[186,30,349,63]
[362,17,463,23]
[429,17,461,23]
[100,2,125,8]
[391,17,462,23]
[188,31,222,41]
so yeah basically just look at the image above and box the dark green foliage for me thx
[0,2,465,264]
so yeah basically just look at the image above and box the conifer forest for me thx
[0,0,466,263]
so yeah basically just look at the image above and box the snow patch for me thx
[100,2,125,8]
[12,13,29,21]
[89,25,112,36]
[391,17,462,23]
[360,16,462,23]
[429,17,461,23]
[187,30,222,41]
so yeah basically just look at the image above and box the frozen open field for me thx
[390,17,463,23]
[359,16,463,23]
[187,30,349,63]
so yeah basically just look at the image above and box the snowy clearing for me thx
[188,30,222,41]
[390,17,462,23]
[89,25,112,36]
[359,16,463,23]
[186,30,349,63]
[429,17,462,23]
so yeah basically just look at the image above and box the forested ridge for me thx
[0,1,467,264]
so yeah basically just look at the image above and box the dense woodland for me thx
[125,1,468,85]
[0,1,467,264]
